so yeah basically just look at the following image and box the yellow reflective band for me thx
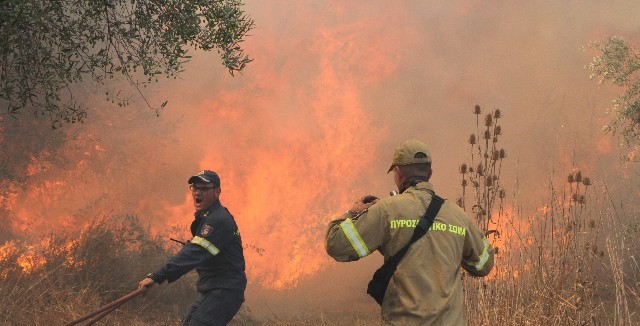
[191,236,220,256]
[340,218,371,258]
[474,237,491,270]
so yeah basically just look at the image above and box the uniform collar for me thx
[195,200,222,218]
[399,176,430,193]
[403,180,435,194]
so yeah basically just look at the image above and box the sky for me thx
[2,0,640,318]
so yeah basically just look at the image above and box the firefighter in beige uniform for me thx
[325,140,494,325]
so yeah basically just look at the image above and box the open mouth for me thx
[195,197,203,204]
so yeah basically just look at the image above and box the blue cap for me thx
[188,170,220,187]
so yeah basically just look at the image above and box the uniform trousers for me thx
[182,288,244,326]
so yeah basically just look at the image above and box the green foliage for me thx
[586,36,640,145]
[0,0,254,128]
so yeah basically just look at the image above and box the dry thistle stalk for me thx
[458,104,508,232]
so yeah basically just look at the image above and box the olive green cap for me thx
[387,140,432,173]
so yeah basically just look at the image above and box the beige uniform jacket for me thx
[325,182,494,325]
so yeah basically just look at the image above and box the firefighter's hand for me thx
[138,278,155,295]
[350,195,379,213]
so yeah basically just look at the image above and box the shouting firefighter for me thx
[325,139,494,325]
[138,170,246,326]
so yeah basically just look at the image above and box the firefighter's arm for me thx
[150,216,232,284]
[461,220,495,277]
[325,198,383,262]
[149,242,211,284]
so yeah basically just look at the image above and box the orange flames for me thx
[0,241,46,275]
[158,21,398,288]
[0,2,401,290]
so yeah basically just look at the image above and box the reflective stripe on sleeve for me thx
[474,237,490,270]
[191,236,220,256]
[339,218,371,258]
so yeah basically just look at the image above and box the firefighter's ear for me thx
[214,187,221,197]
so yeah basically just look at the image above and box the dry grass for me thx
[1,187,638,325]
[459,106,640,326]
[0,213,197,325]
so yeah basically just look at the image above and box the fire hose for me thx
[63,288,146,326]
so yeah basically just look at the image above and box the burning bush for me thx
[0,213,200,325]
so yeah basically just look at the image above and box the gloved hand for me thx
[349,195,379,214]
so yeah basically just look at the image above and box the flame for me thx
[0,240,46,275]
[484,204,534,255]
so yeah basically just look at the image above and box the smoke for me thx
[2,0,640,319]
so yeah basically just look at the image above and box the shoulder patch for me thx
[200,224,213,237]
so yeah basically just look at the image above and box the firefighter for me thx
[325,140,494,325]
[138,170,246,326]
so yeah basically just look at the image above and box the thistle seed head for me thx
[499,149,507,159]
[494,109,502,119]
[499,189,506,198]
[469,134,476,145]
[485,114,493,127]
[460,163,468,174]
[474,105,481,115]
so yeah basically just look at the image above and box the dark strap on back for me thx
[366,193,445,305]
[388,194,445,265]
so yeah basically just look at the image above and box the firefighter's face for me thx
[190,181,221,212]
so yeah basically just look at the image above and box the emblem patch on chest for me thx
[200,224,213,237]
